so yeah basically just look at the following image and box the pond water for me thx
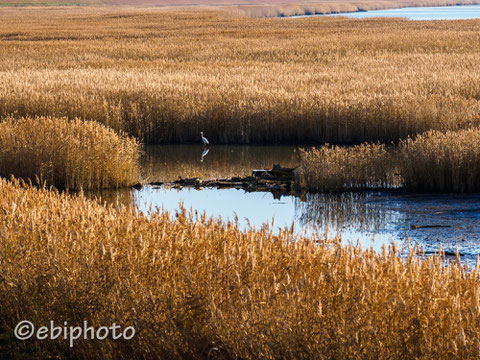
[88,145,480,265]
[295,5,480,20]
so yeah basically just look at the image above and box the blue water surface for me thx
[294,5,480,20]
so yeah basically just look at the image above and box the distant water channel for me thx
[294,5,480,20]
[88,145,480,265]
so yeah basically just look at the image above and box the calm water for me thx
[89,145,480,265]
[140,145,300,182]
[295,5,480,20]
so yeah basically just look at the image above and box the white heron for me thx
[200,132,209,146]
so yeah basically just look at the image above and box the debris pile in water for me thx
[147,164,298,194]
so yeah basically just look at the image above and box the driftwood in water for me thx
[252,164,297,180]
[410,224,452,230]
[146,164,299,195]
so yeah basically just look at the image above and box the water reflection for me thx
[296,5,480,20]
[295,192,391,231]
[200,148,210,162]
[131,186,478,258]
[83,188,136,208]
[83,184,480,265]
[140,145,300,182]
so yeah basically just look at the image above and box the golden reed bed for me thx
[399,128,480,192]
[0,116,140,190]
[298,128,480,192]
[1,7,480,144]
[1,178,480,359]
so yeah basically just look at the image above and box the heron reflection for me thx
[200,148,210,162]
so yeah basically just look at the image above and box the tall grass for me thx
[0,116,141,190]
[299,128,480,193]
[297,143,393,192]
[1,8,480,144]
[1,178,480,359]
[399,128,480,192]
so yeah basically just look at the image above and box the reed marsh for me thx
[0,116,141,190]
[3,5,480,359]
[298,128,480,193]
[1,8,480,144]
[1,178,480,359]
[399,129,480,193]
[297,143,394,192]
